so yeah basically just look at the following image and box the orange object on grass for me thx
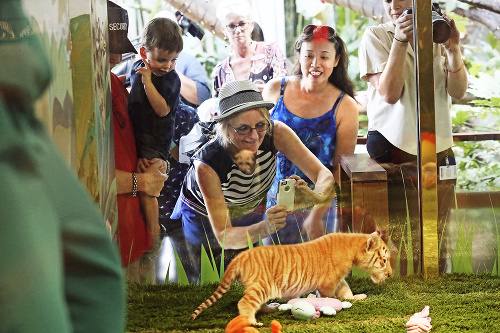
[225,316,283,333]
[225,315,258,333]
[271,320,283,333]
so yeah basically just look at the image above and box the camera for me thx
[277,179,296,212]
[402,3,450,44]
[176,11,205,40]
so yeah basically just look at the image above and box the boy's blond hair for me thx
[141,17,183,53]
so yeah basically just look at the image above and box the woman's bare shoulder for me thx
[263,77,285,101]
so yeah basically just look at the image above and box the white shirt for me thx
[358,22,453,155]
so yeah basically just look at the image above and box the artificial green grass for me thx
[127,274,500,332]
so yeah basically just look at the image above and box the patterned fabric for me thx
[158,102,200,233]
[127,59,180,160]
[212,41,287,97]
[265,77,342,244]
[171,132,277,244]
[267,77,342,207]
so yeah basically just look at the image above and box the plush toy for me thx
[406,306,432,333]
[278,294,352,320]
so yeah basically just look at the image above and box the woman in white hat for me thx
[170,80,334,283]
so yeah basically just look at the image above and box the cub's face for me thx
[358,232,392,283]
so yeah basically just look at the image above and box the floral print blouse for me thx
[212,41,287,97]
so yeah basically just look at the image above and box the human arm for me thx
[135,60,170,117]
[178,71,200,105]
[273,121,335,208]
[262,77,283,104]
[365,15,414,104]
[195,160,287,248]
[116,159,168,197]
[176,54,211,106]
[442,15,468,99]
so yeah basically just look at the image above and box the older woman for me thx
[171,80,334,283]
[262,25,359,244]
[212,0,287,96]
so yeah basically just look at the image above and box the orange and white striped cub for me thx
[190,231,392,325]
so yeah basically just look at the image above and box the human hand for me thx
[442,14,460,51]
[141,161,168,197]
[395,12,413,42]
[150,157,168,174]
[137,158,152,173]
[264,205,287,235]
[135,59,152,84]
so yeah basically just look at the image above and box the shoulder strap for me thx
[280,77,286,96]
[332,92,345,117]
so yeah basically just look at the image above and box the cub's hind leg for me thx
[238,287,268,326]
[334,278,366,300]
[317,280,338,298]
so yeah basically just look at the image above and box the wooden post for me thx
[412,0,439,278]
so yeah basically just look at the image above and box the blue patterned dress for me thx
[266,77,343,244]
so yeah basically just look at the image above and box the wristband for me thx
[447,61,465,74]
[132,172,138,197]
[394,37,408,43]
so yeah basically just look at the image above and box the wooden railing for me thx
[356,132,500,144]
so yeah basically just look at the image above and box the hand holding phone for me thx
[277,178,296,211]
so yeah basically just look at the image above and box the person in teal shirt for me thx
[0,1,126,332]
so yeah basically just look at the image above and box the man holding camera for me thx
[358,0,468,274]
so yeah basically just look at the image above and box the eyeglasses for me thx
[229,121,269,135]
[226,22,248,32]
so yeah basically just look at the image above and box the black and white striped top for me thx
[180,133,277,218]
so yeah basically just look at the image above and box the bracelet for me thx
[447,61,465,74]
[394,37,408,43]
[131,172,138,197]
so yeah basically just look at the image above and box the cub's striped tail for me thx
[189,261,239,321]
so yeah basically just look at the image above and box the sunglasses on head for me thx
[302,24,337,38]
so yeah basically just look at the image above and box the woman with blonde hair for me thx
[212,0,287,96]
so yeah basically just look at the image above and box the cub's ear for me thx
[372,228,389,243]
[366,234,381,252]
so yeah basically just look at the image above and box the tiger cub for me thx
[190,231,391,325]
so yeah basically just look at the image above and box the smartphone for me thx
[277,179,296,211]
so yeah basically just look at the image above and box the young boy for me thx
[127,17,183,255]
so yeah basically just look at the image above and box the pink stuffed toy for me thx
[406,306,432,333]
